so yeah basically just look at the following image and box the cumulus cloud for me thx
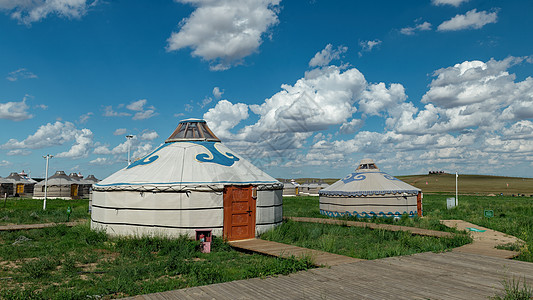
[437,9,498,31]
[6,68,37,81]
[0,98,33,121]
[309,44,347,67]
[139,131,159,141]
[103,105,131,117]
[359,83,407,116]
[0,160,11,167]
[166,0,281,71]
[103,99,158,120]
[113,128,127,136]
[213,87,224,99]
[431,0,469,7]
[6,149,31,156]
[400,21,432,35]
[1,121,80,150]
[339,119,364,135]
[89,157,112,165]
[55,128,94,159]
[204,100,249,139]
[0,0,98,25]
[132,109,158,120]
[126,99,146,111]
[358,39,381,57]
[78,112,93,124]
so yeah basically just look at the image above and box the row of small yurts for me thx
[281,179,329,196]
[0,171,99,199]
[90,118,422,242]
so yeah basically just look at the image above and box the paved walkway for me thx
[441,220,523,259]
[229,239,362,266]
[127,251,533,300]
[287,217,453,237]
[0,221,81,231]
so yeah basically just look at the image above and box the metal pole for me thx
[455,171,458,207]
[43,154,53,210]
[126,135,133,166]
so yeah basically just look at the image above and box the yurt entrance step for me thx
[223,185,256,241]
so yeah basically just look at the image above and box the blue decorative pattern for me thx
[320,209,417,218]
[383,174,400,181]
[191,141,240,166]
[341,173,367,184]
[127,143,171,169]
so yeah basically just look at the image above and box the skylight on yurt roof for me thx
[165,119,220,143]
[356,158,379,171]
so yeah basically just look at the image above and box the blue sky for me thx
[1,0,532,180]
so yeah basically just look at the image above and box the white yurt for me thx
[6,172,35,197]
[299,180,329,196]
[319,159,422,218]
[33,171,75,199]
[282,179,299,197]
[91,119,283,241]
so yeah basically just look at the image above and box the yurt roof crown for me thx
[165,119,220,143]
[356,158,379,172]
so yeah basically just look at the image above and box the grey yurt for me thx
[299,180,329,196]
[33,171,76,199]
[282,179,299,197]
[70,173,92,198]
[319,159,422,218]
[91,119,283,241]
[6,172,35,197]
[0,177,14,197]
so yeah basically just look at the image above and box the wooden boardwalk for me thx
[127,251,533,300]
[287,217,453,237]
[0,221,81,231]
[441,220,523,259]
[229,239,362,266]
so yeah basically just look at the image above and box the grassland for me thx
[0,198,89,225]
[281,194,533,262]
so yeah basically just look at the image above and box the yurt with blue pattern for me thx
[91,119,283,241]
[319,159,422,218]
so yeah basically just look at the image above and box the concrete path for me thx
[126,251,533,300]
[229,238,362,267]
[441,220,523,259]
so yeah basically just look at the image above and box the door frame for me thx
[223,185,256,241]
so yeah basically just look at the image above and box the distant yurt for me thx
[80,175,99,198]
[282,179,300,197]
[33,171,76,199]
[299,180,329,196]
[0,177,14,197]
[91,119,283,241]
[319,159,422,218]
[70,173,92,198]
[6,172,35,197]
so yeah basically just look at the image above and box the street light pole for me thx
[126,135,134,166]
[43,154,53,210]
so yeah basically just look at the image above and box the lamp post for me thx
[455,171,458,207]
[126,135,134,165]
[43,154,53,210]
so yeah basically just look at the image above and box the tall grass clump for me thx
[491,277,533,300]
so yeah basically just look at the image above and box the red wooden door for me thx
[417,192,422,217]
[223,185,255,241]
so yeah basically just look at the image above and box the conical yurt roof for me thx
[35,171,73,186]
[6,172,32,184]
[320,159,420,196]
[94,119,281,192]
[84,175,99,182]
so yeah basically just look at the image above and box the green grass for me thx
[261,219,471,260]
[0,223,313,299]
[0,198,90,225]
[282,194,533,262]
[491,277,533,300]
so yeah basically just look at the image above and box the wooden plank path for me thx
[441,220,523,259]
[229,238,362,266]
[287,216,453,238]
[127,251,533,300]
[0,221,81,231]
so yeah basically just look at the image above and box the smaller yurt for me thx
[282,179,300,197]
[319,159,422,218]
[33,171,76,199]
[0,177,14,197]
[6,172,35,197]
[299,180,329,196]
[91,119,283,240]
[70,173,92,198]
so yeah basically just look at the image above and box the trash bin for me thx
[195,229,212,253]
[446,197,455,209]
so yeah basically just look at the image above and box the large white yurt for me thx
[91,119,283,241]
[33,171,75,199]
[319,159,422,218]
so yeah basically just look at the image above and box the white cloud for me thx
[113,128,127,136]
[339,119,364,135]
[166,0,281,71]
[55,128,94,159]
[0,160,11,167]
[6,68,37,81]
[431,0,469,7]
[0,0,98,25]
[309,44,347,67]
[437,9,498,31]
[6,149,31,156]
[1,121,79,150]
[400,21,432,35]
[358,39,381,57]
[126,99,146,111]
[0,98,33,121]
[133,109,158,120]
[89,157,113,165]
[213,87,224,99]
[93,145,111,155]
[103,105,131,117]
[139,131,159,141]
[132,143,153,160]
[204,100,249,139]
[78,112,93,124]
[199,96,212,108]
[359,83,407,116]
